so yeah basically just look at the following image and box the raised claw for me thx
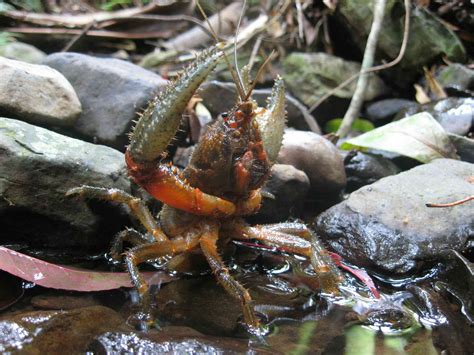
[255,76,286,163]
[128,45,225,164]
[125,45,242,217]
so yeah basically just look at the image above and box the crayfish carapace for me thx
[67,44,344,336]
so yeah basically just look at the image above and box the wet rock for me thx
[0,117,130,249]
[157,274,316,336]
[315,159,474,274]
[365,99,417,122]
[173,146,194,168]
[43,52,167,149]
[436,63,474,96]
[449,134,474,163]
[0,41,46,64]
[0,306,126,353]
[0,272,23,311]
[0,57,81,127]
[31,294,101,310]
[89,328,252,354]
[277,130,346,195]
[396,97,473,136]
[336,1,466,86]
[283,52,388,108]
[256,164,310,223]
[199,80,321,133]
[344,151,400,192]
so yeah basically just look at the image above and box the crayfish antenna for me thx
[195,0,247,102]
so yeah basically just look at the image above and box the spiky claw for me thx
[125,45,241,218]
[255,76,286,163]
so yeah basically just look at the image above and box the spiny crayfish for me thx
[67,44,344,336]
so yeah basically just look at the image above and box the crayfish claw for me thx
[255,76,286,163]
[128,46,224,164]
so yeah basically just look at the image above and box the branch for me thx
[426,195,474,208]
[308,0,411,116]
[337,0,387,138]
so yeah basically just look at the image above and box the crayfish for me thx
[67,44,344,336]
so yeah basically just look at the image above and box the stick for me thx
[337,0,387,138]
[308,0,411,115]
[426,195,474,208]
[61,21,95,52]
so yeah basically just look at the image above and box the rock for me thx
[336,1,466,86]
[448,134,474,163]
[0,306,126,353]
[0,57,81,127]
[199,80,321,133]
[277,130,346,195]
[397,97,473,136]
[436,63,474,96]
[0,117,131,249]
[0,41,46,64]
[344,151,400,192]
[173,146,194,168]
[283,52,388,108]
[255,164,310,223]
[365,99,417,122]
[89,328,251,354]
[31,294,101,310]
[156,273,316,336]
[315,159,474,274]
[43,52,167,149]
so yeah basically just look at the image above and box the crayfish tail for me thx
[127,45,224,164]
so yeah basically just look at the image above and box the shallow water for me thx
[0,244,472,354]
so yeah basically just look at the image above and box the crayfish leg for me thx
[110,228,153,261]
[66,186,168,242]
[232,221,344,294]
[125,234,202,305]
[199,223,264,335]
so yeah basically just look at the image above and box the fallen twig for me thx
[162,2,242,50]
[426,195,474,208]
[337,0,387,138]
[308,0,411,118]
[61,21,96,52]
[3,2,181,27]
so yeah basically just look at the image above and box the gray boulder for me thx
[283,52,388,108]
[365,99,417,122]
[0,41,46,64]
[344,151,400,192]
[0,117,130,249]
[315,159,474,274]
[43,53,167,149]
[397,97,473,136]
[436,63,474,96]
[277,130,346,194]
[0,57,81,126]
[256,164,310,222]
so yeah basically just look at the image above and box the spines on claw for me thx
[128,45,224,163]
[255,76,286,163]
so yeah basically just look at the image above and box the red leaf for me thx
[329,252,380,299]
[0,247,175,292]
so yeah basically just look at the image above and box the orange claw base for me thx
[125,150,237,218]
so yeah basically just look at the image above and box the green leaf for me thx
[340,112,459,163]
[325,118,374,133]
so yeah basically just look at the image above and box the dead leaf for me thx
[0,247,175,292]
